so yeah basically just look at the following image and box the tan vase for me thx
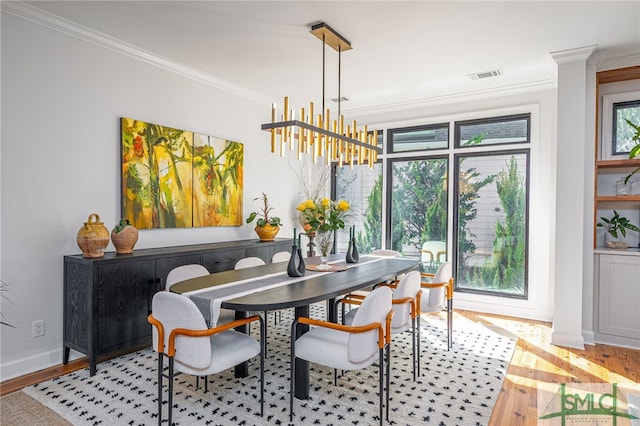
[255,224,280,242]
[77,213,110,258]
[111,222,139,254]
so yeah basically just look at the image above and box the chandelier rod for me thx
[322,32,326,114]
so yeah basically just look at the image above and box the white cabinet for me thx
[595,253,640,348]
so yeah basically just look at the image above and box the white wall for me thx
[0,13,300,380]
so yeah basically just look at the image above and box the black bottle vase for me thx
[346,226,359,263]
[287,243,306,277]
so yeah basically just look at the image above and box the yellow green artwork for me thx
[121,117,243,229]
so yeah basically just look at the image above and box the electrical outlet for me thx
[32,320,45,337]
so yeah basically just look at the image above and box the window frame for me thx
[454,113,531,149]
[452,148,531,299]
[387,122,449,154]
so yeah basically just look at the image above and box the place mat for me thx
[306,264,348,272]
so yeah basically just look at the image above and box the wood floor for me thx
[1,310,638,426]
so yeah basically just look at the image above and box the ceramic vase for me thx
[111,219,139,254]
[255,224,280,241]
[76,213,110,258]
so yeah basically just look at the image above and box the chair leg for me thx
[290,321,297,422]
[411,317,416,381]
[447,299,453,350]
[378,347,384,426]
[204,375,208,393]
[260,316,265,416]
[168,357,175,426]
[417,315,421,377]
[157,353,163,426]
[385,344,391,422]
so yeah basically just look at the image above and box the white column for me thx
[549,45,596,349]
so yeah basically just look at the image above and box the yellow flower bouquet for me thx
[296,198,350,233]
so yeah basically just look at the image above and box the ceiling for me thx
[21,1,640,114]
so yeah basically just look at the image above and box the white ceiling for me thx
[21,1,640,114]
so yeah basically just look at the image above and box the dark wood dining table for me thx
[170,254,419,399]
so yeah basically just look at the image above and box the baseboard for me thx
[0,347,83,382]
[582,330,596,346]
[594,332,640,350]
[551,331,585,349]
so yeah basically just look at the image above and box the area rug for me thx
[23,304,515,425]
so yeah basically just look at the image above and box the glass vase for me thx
[316,231,334,270]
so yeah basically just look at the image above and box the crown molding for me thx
[550,45,598,65]
[347,77,557,118]
[1,1,272,105]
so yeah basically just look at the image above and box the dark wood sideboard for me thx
[63,238,292,376]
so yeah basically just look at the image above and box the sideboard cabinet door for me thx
[97,259,156,353]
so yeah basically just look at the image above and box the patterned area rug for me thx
[24,304,515,425]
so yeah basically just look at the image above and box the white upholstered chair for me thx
[234,256,266,269]
[271,251,292,263]
[370,249,403,257]
[420,261,454,350]
[148,291,264,425]
[290,286,393,425]
[341,270,423,380]
[165,264,209,291]
[165,264,235,327]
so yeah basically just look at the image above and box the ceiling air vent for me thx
[467,69,503,80]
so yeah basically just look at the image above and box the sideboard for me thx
[63,238,292,375]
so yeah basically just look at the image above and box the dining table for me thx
[170,254,419,399]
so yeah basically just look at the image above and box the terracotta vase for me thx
[255,224,280,242]
[111,221,139,254]
[76,213,110,258]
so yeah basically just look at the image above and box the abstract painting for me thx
[120,117,243,229]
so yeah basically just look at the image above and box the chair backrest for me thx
[370,249,403,257]
[272,251,292,263]
[234,256,266,270]
[165,264,209,291]
[391,270,421,329]
[348,286,392,363]
[151,291,211,368]
[420,241,447,265]
[425,261,452,308]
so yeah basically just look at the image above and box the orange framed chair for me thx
[340,270,423,380]
[148,291,264,425]
[420,261,454,350]
[290,286,393,425]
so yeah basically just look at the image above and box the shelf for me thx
[596,195,640,202]
[596,159,640,169]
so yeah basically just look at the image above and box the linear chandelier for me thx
[261,22,382,168]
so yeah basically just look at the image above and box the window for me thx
[334,162,383,254]
[332,112,531,298]
[454,151,529,297]
[455,114,529,148]
[612,100,640,154]
[388,124,448,153]
[387,157,448,272]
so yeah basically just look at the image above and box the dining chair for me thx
[420,261,454,350]
[420,241,447,272]
[340,270,423,380]
[234,256,266,269]
[271,251,292,263]
[290,286,393,425]
[165,264,235,326]
[148,291,264,426]
[234,257,275,347]
[270,251,292,324]
[370,249,403,257]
